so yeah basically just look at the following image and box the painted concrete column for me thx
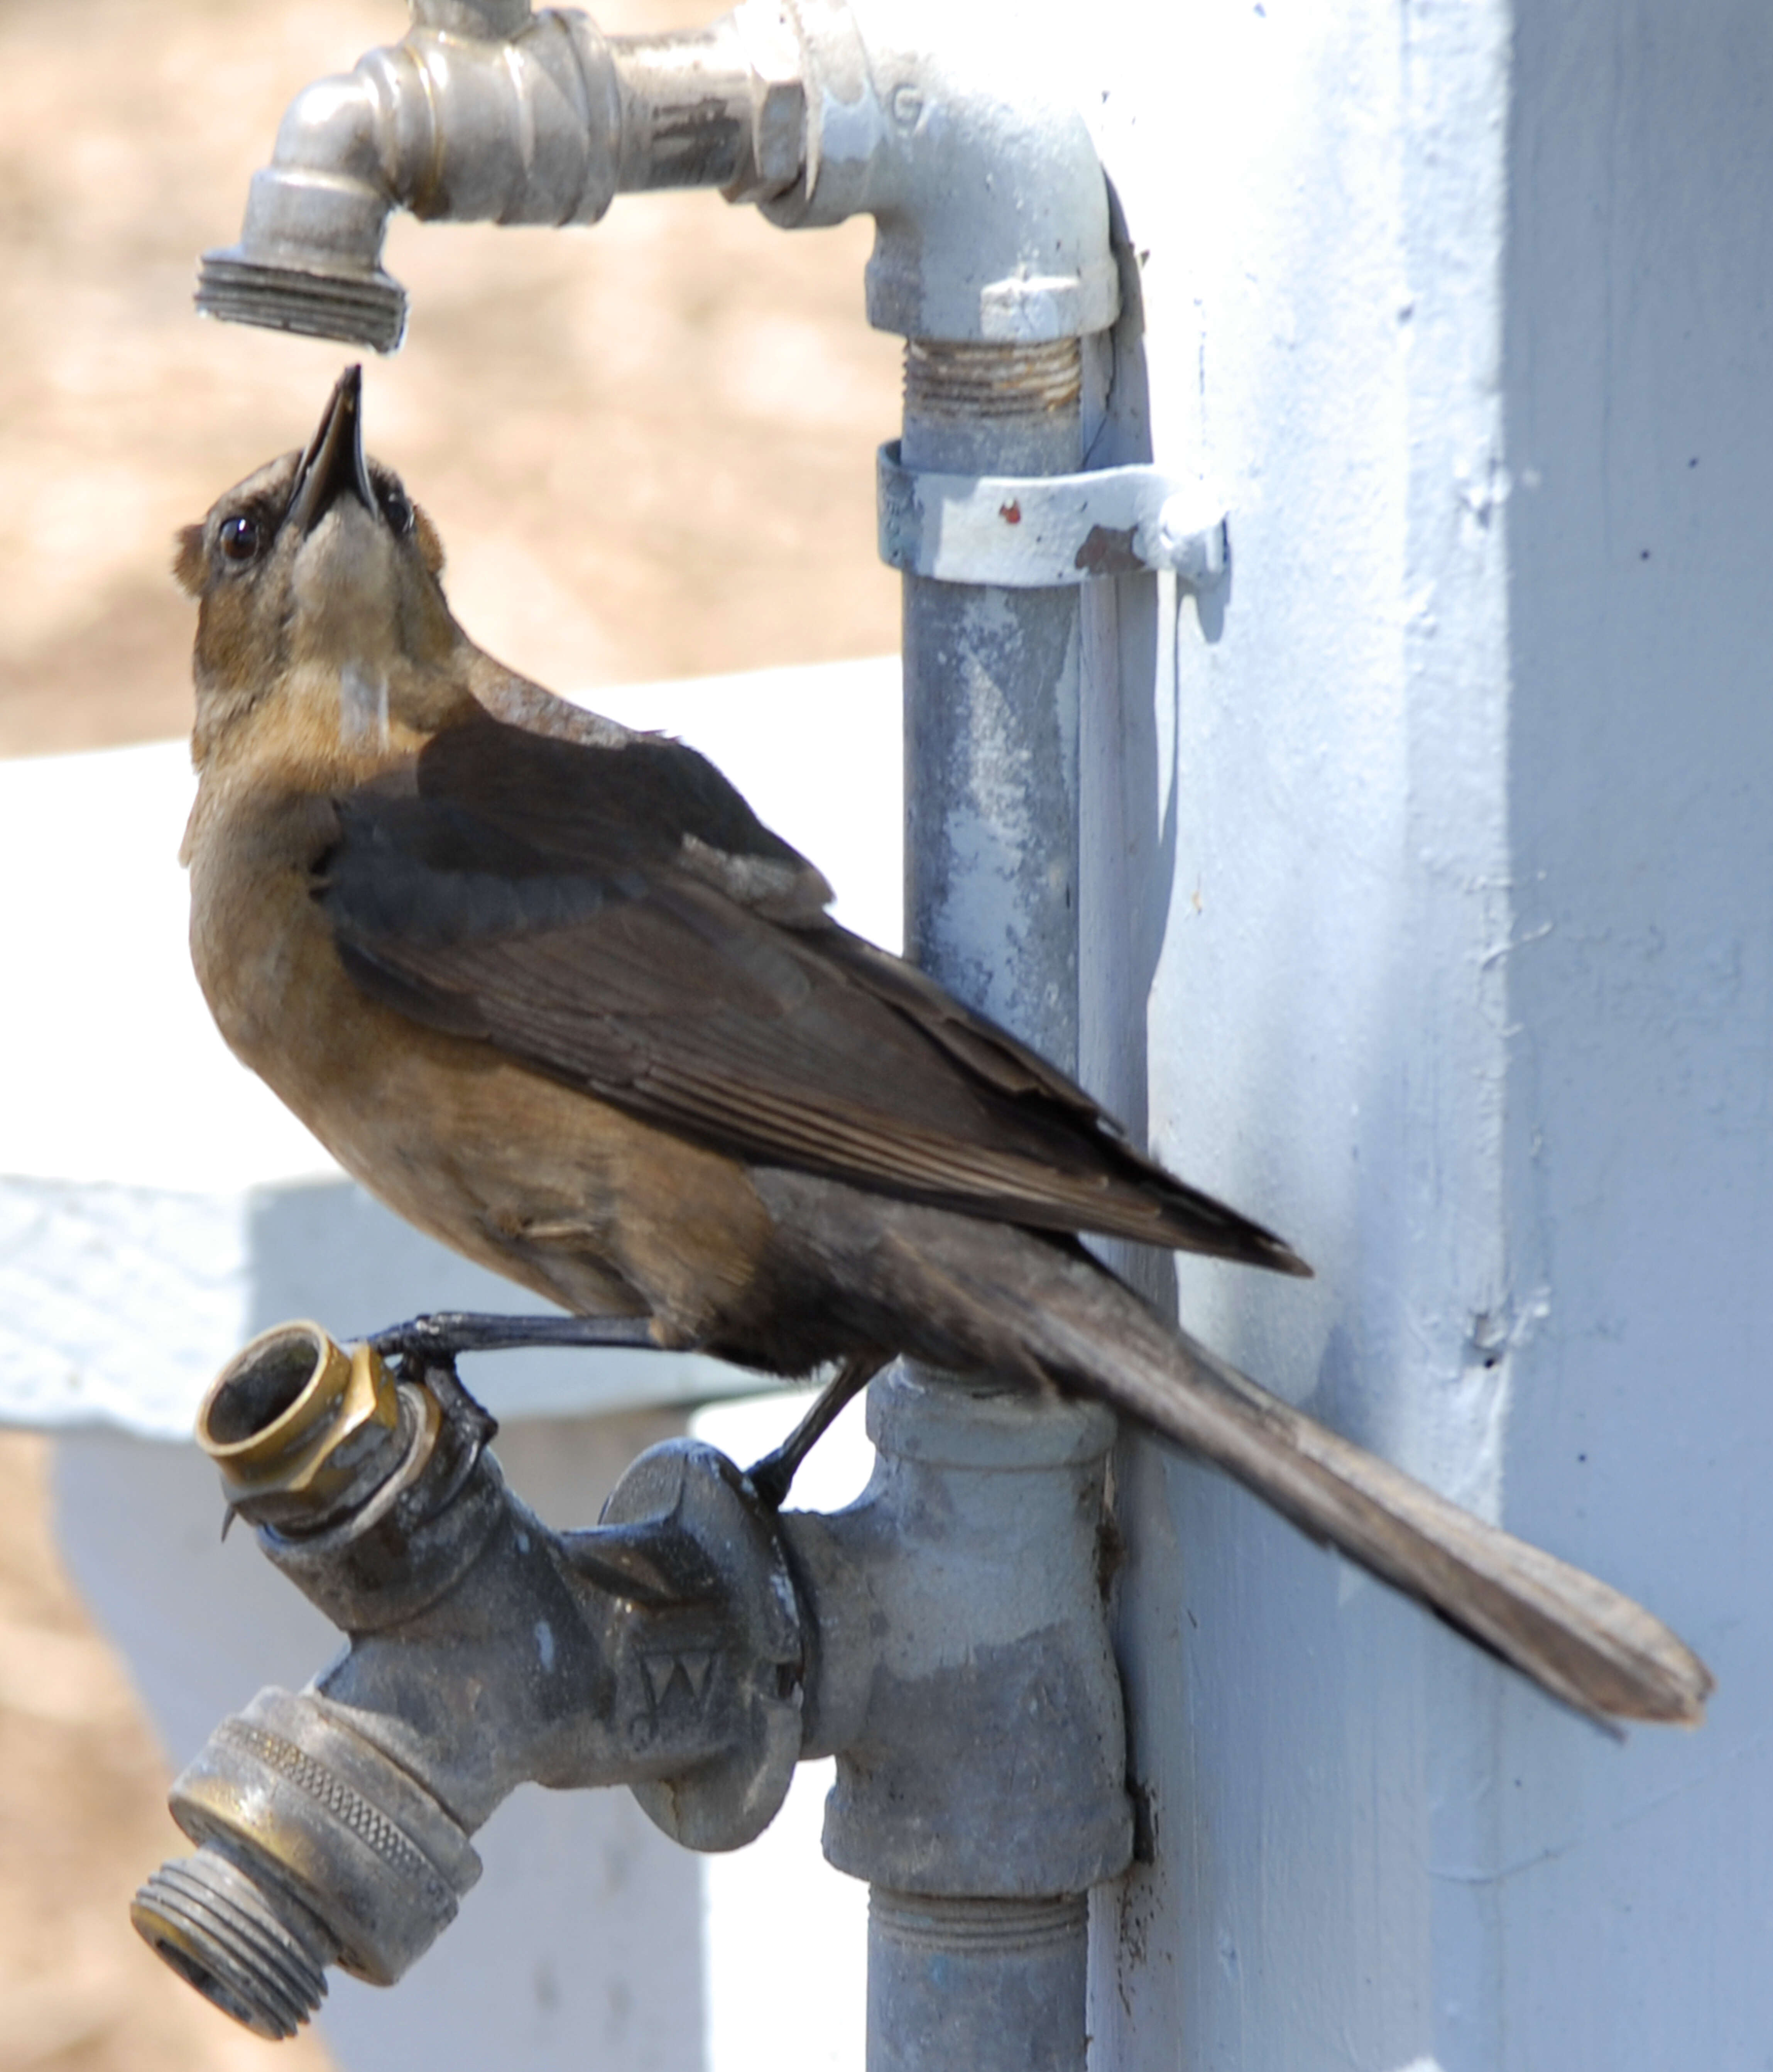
[1075,1,1769,2065]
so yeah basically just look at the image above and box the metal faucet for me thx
[201,0,806,352]
[133,1320,1128,2050]
[197,0,1117,356]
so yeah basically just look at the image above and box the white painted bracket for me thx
[877,441,1228,587]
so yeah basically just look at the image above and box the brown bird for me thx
[176,367,1709,1726]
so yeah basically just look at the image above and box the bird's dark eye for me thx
[379,485,414,538]
[219,514,263,563]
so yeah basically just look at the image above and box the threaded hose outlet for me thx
[139,1686,482,2031]
[197,249,407,354]
[132,1847,332,2039]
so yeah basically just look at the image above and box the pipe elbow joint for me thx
[760,0,1119,344]
[133,1323,804,2038]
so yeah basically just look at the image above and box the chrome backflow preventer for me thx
[196,0,805,351]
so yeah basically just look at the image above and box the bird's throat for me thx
[341,662,392,748]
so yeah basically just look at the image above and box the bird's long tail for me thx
[862,1206,1713,1727]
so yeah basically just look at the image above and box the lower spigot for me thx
[133,1320,808,2035]
[132,1686,483,2031]
[131,1848,333,2041]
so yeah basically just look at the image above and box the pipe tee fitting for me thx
[785,1367,1132,1895]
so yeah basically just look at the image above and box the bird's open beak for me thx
[287,365,377,537]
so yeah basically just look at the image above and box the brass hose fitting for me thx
[130,1688,480,2038]
[199,1321,402,1530]
[133,1325,481,2036]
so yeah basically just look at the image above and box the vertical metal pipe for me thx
[901,337,1085,1071]
[857,333,1101,2072]
[868,1894,1088,2072]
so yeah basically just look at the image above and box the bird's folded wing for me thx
[316,714,1306,1272]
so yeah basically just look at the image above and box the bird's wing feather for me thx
[419,699,837,922]
[318,714,1307,1271]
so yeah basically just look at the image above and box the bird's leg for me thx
[364,1314,665,1457]
[365,1310,663,1361]
[365,1312,879,1509]
[746,1355,886,1510]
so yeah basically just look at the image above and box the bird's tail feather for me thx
[888,1217,1712,1727]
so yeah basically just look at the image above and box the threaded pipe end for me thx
[900,338,1083,478]
[197,250,407,354]
[870,1888,1087,1952]
[198,1320,404,1532]
[132,1847,332,2040]
[903,338,1082,423]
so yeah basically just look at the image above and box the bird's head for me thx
[176,367,463,769]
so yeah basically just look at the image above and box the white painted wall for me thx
[1077,2,1769,2067]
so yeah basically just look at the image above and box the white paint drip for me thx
[340,662,389,746]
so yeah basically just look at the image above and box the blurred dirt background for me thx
[0,0,900,2062]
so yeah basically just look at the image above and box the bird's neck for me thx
[193,650,480,790]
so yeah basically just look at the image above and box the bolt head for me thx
[1154,494,1227,584]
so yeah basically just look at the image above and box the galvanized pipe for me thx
[901,335,1085,1071]
[868,1893,1089,2072]
[808,329,1118,2072]
[784,1365,1128,2072]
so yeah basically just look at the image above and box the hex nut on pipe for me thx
[200,1320,401,1525]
